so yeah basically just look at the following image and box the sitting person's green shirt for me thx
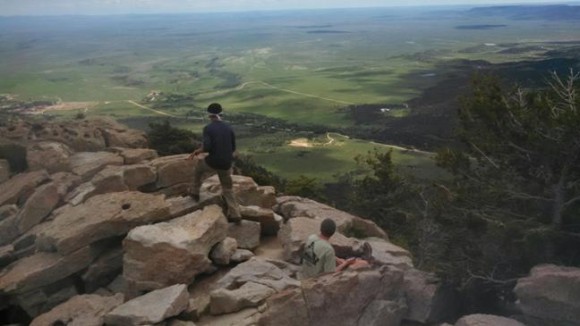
[299,234,336,279]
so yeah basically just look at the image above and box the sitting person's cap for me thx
[207,103,223,115]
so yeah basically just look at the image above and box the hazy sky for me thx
[0,0,576,16]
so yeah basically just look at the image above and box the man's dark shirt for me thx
[202,120,236,170]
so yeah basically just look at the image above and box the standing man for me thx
[188,103,241,223]
[299,218,355,279]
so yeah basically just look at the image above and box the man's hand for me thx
[187,149,203,160]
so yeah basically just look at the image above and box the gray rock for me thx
[69,151,123,181]
[231,249,255,263]
[104,284,189,325]
[455,314,526,326]
[36,191,171,255]
[210,282,275,315]
[123,205,228,291]
[30,293,124,326]
[82,245,124,293]
[26,141,73,173]
[0,159,10,183]
[209,237,238,266]
[214,258,299,293]
[0,244,15,268]
[240,206,281,236]
[150,154,196,189]
[0,170,50,207]
[112,147,158,164]
[16,182,61,234]
[0,213,18,247]
[515,264,580,326]
[358,299,407,326]
[368,239,413,269]
[201,175,276,208]
[228,220,261,250]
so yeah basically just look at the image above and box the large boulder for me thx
[104,284,189,325]
[26,141,73,173]
[209,237,238,266]
[455,314,526,326]
[123,205,228,291]
[16,182,61,234]
[228,220,261,250]
[0,158,11,183]
[240,205,281,236]
[36,191,171,255]
[111,147,158,165]
[30,293,124,326]
[275,196,388,239]
[258,266,406,326]
[514,264,580,326]
[69,152,123,181]
[150,154,196,189]
[201,175,277,208]
[403,268,458,324]
[210,258,300,315]
[0,170,50,207]
[0,246,103,295]
[367,239,413,269]
[279,217,363,263]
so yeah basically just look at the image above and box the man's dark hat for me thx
[207,103,223,115]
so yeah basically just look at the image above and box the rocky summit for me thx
[0,118,578,326]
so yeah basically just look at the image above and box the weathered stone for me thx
[210,282,275,315]
[514,264,580,326]
[112,147,158,165]
[64,182,99,206]
[150,154,196,189]
[182,270,229,321]
[228,220,261,250]
[26,141,73,173]
[17,182,61,234]
[231,249,255,263]
[30,293,124,326]
[16,278,79,318]
[0,159,10,183]
[0,213,18,246]
[275,196,387,239]
[0,244,15,268]
[214,258,299,294]
[0,170,50,207]
[36,191,171,255]
[258,288,309,326]
[99,119,148,149]
[201,175,276,208]
[82,245,124,293]
[455,314,526,326]
[358,299,407,326]
[0,204,18,222]
[123,205,228,291]
[209,237,238,266]
[279,217,362,263]
[198,307,260,326]
[106,274,126,295]
[301,267,405,326]
[104,284,189,325]
[69,152,123,181]
[122,164,157,189]
[368,239,413,269]
[50,172,82,198]
[403,268,458,324]
[0,246,102,295]
[240,205,280,236]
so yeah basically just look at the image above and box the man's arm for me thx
[188,127,211,159]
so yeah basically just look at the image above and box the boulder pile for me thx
[0,118,577,326]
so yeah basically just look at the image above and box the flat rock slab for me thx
[0,170,50,207]
[36,191,170,255]
[30,293,124,326]
[69,152,124,181]
[0,247,101,295]
[105,284,189,325]
[123,205,228,291]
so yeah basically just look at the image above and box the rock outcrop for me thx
[514,264,580,326]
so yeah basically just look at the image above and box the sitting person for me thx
[299,218,357,280]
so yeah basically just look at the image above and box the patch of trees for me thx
[146,120,201,156]
[327,71,580,315]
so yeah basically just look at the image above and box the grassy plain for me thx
[2,6,580,181]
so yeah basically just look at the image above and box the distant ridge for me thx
[467,4,580,20]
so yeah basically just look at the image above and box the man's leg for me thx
[191,159,212,201]
[216,168,241,221]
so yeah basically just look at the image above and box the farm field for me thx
[2,5,580,181]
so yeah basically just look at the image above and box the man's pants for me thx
[192,159,241,219]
